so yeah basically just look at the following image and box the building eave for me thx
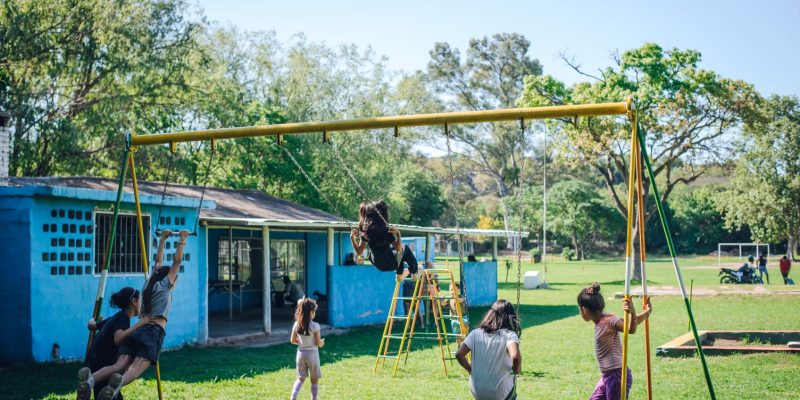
[202,216,527,237]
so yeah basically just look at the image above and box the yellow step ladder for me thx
[374,268,469,376]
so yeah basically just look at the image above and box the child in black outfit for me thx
[350,200,419,281]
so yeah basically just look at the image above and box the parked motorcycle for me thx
[719,264,763,284]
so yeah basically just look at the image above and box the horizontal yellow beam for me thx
[130,100,632,146]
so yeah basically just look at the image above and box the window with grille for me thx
[94,212,150,274]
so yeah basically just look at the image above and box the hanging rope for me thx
[443,123,469,316]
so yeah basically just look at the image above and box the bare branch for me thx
[559,51,603,81]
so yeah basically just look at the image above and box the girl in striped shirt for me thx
[577,283,651,400]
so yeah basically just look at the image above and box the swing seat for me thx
[523,271,541,289]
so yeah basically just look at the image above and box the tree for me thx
[425,33,543,243]
[547,180,623,260]
[388,166,447,226]
[0,0,204,176]
[520,43,759,275]
[718,95,800,258]
[671,186,735,254]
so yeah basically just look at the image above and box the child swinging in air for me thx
[290,298,325,400]
[577,283,652,400]
[77,229,190,400]
[350,200,419,280]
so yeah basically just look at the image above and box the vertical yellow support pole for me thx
[635,124,653,400]
[129,150,164,400]
[620,113,638,400]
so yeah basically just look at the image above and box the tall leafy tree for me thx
[547,180,623,260]
[520,43,759,275]
[425,33,543,240]
[718,95,800,257]
[0,0,204,176]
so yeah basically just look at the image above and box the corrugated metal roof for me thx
[9,177,526,237]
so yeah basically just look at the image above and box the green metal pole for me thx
[85,147,130,360]
[636,126,716,399]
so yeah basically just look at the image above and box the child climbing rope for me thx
[77,229,190,400]
[577,283,652,400]
[79,287,156,400]
[350,200,419,280]
[290,298,325,400]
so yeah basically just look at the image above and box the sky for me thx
[195,0,800,97]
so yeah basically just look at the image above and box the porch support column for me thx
[492,237,498,261]
[425,232,432,263]
[262,225,271,334]
[327,228,335,267]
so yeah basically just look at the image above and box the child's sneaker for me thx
[76,367,94,400]
[97,373,123,400]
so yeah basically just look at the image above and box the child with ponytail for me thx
[80,287,155,400]
[577,283,652,400]
[290,298,325,400]
[77,229,189,400]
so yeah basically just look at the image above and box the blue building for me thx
[0,177,503,364]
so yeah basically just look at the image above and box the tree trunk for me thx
[632,226,642,281]
[571,232,578,260]
[790,234,798,261]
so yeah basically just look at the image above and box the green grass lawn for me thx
[3,256,799,399]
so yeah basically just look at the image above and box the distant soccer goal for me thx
[717,243,771,269]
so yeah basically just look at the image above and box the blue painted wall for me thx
[326,235,438,328]
[0,186,207,363]
[327,265,397,327]
[464,261,498,307]
[0,195,32,363]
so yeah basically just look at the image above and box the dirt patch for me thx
[711,338,784,348]
[615,285,800,298]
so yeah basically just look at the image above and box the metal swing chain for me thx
[325,137,390,228]
[513,119,529,324]
[280,144,355,231]
[192,144,215,234]
[443,124,469,311]
[154,148,177,236]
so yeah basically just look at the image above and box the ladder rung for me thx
[377,355,399,359]
[384,334,407,339]
[394,296,416,300]
[389,315,410,320]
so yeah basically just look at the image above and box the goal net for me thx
[717,243,770,269]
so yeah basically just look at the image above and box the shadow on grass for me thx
[0,321,475,398]
[1,304,579,397]
[497,282,562,291]
[465,303,578,332]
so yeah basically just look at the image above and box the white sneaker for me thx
[97,373,123,400]
[76,367,93,400]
